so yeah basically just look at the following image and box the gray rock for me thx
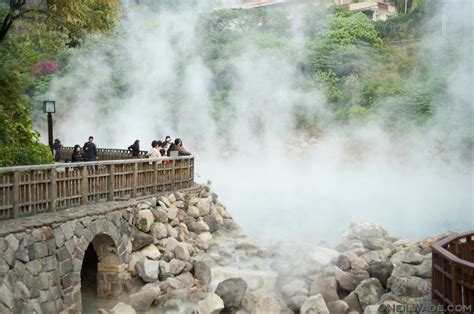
[175,192,185,202]
[335,267,358,292]
[367,262,394,288]
[390,252,424,266]
[309,276,339,303]
[159,196,172,207]
[327,300,350,314]
[198,293,224,314]
[203,215,220,233]
[193,260,211,286]
[152,208,169,223]
[110,302,136,314]
[348,269,370,284]
[344,291,362,313]
[187,206,200,219]
[300,294,329,314]
[128,286,160,311]
[351,257,369,271]
[215,278,247,310]
[150,223,168,240]
[254,294,281,314]
[196,197,212,216]
[175,243,190,261]
[362,238,394,251]
[354,278,384,309]
[390,264,417,278]
[136,258,159,282]
[169,259,186,275]
[281,279,309,298]
[132,230,154,251]
[188,220,210,234]
[415,259,432,279]
[335,255,352,271]
[287,294,308,312]
[361,248,392,264]
[136,209,154,232]
[390,276,430,298]
[344,223,388,241]
[167,224,179,238]
[364,304,381,313]
[167,205,178,220]
[159,261,172,280]
[175,272,195,288]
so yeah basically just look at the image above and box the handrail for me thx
[431,231,474,310]
[432,231,474,268]
[0,156,195,221]
[0,156,193,173]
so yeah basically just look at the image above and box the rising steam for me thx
[40,0,473,244]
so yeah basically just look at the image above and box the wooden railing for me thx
[432,231,474,310]
[60,147,147,161]
[0,156,194,221]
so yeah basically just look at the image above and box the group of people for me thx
[52,135,189,164]
[128,136,191,158]
[70,136,97,162]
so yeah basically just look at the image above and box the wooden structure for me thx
[60,147,147,161]
[432,231,474,310]
[0,156,194,220]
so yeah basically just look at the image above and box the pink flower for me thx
[33,60,60,77]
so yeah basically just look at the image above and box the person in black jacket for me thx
[71,145,84,162]
[52,139,63,162]
[167,138,191,156]
[83,136,97,161]
[128,140,140,158]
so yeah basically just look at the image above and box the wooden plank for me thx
[81,166,88,205]
[108,164,115,201]
[48,168,57,212]
[132,162,138,197]
[11,172,19,219]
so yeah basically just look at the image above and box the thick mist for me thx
[40,0,473,245]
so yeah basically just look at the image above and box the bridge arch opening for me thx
[80,233,124,303]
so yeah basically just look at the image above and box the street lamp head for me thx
[43,101,56,113]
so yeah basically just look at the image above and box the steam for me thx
[40,0,473,244]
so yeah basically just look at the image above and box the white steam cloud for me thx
[41,0,473,244]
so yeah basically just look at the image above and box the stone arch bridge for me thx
[0,154,195,313]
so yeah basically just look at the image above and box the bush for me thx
[0,144,53,167]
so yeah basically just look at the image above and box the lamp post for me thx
[43,101,56,152]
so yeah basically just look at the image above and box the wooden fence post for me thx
[153,161,158,194]
[132,162,138,198]
[81,166,88,205]
[108,164,115,201]
[48,168,57,212]
[171,159,176,190]
[11,172,19,219]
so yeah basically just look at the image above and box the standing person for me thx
[71,145,84,162]
[83,136,97,162]
[163,136,172,155]
[157,140,166,156]
[52,139,63,162]
[128,140,140,158]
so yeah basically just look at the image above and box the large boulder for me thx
[309,247,340,266]
[151,207,168,223]
[215,278,248,310]
[193,260,212,286]
[390,252,424,266]
[136,209,154,232]
[188,220,210,234]
[390,276,430,298]
[351,257,369,271]
[309,276,339,303]
[196,197,213,216]
[198,293,225,314]
[367,262,394,288]
[300,294,330,314]
[287,294,308,312]
[354,278,384,309]
[344,291,362,313]
[128,286,160,311]
[135,258,159,282]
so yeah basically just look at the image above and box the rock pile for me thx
[101,188,436,314]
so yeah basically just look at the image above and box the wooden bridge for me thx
[0,147,194,220]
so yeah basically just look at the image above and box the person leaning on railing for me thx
[71,145,84,162]
[167,138,191,156]
[146,140,162,158]
[128,140,140,158]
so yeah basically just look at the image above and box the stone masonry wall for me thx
[0,202,137,314]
